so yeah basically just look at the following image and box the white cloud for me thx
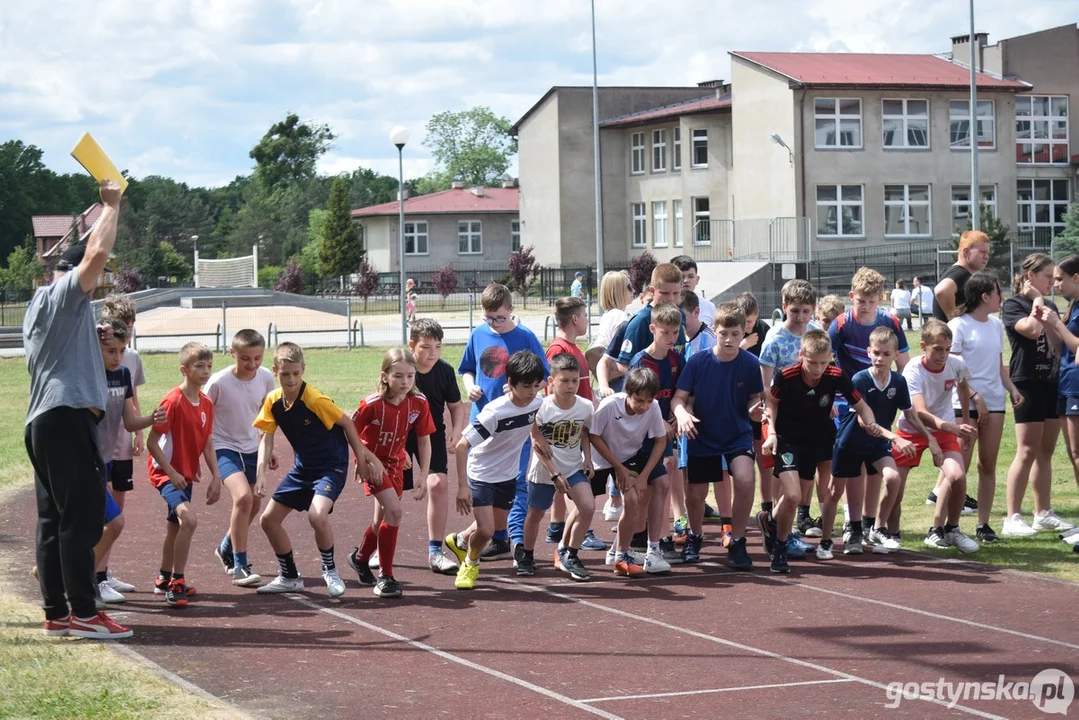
[316,153,435,179]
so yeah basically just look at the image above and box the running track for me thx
[2,436,1077,720]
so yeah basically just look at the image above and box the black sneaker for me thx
[963,494,978,515]
[561,555,590,582]
[797,516,823,538]
[516,553,535,576]
[925,491,938,506]
[659,536,684,564]
[843,530,864,555]
[214,546,234,574]
[770,544,790,574]
[347,548,376,585]
[756,510,776,554]
[512,542,527,569]
[479,538,512,561]
[545,523,565,544]
[728,536,753,571]
[373,574,402,598]
[976,524,1000,543]
[681,534,702,563]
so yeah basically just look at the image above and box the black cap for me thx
[55,244,87,272]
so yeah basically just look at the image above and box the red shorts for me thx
[759,420,774,469]
[892,429,961,468]
[364,471,403,498]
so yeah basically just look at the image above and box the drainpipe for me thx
[797,86,807,221]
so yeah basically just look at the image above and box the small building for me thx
[31,203,103,265]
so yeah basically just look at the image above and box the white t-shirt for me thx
[464,394,543,483]
[948,314,1006,411]
[697,292,716,329]
[898,355,970,433]
[112,347,146,461]
[591,308,628,351]
[590,393,666,469]
[205,366,276,454]
[912,286,934,314]
[891,288,912,311]
[527,395,593,484]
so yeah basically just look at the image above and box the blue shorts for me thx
[831,445,892,479]
[104,485,122,524]
[527,471,589,510]
[272,467,347,512]
[469,478,517,510]
[1058,396,1079,417]
[833,397,850,430]
[217,449,258,485]
[158,482,194,524]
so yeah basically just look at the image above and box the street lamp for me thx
[770,133,794,164]
[390,125,410,345]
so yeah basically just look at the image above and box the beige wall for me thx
[360,213,518,272]
[518,93,563,266]
[359,217,392,271]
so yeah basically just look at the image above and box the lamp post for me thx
[390,125,410,344]
[968,0,980,231]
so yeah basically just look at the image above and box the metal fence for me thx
[693,217,813,263]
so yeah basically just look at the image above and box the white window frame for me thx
[1017,179,1071,239]
[631,203,647,248]
[882,98,929,149]
[691,129,708,168]
[672,127,682,170]
[673,199,683,247]
[692,197,710,245]
[950,185,997,236]
[949,99,995,150]
[403,220,429,255]
[1016,95,1070,165]
[510,219,520,252]
[652,129,667,172]
[457,219,482,255]
[884,184,932,238]
[814,98,862,149]
[816,185,865,238]
[630,132,646,174]
[652,201,668,248]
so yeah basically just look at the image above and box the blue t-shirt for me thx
[1060,304,1079,397]
[836,369,911,454]
[759,322,820,371]
[603,321,630,394]
[679,325,718,468]
[459,323,548,420]
[828,309,909,378]
[616,304,687,366]
[675,349,763,456]
[630,348,682,420]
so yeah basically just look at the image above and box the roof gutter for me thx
[797,84,807,222]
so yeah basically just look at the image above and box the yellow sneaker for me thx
[455,562,479,590]
[445,533,467,565]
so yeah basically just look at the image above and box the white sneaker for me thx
[945,529,980,554]
[368,550,380,570]
[873,529,902,551]
[256,574,305,594]
[97,581,125,604]
[1001,513,1037,537]
[644,549,671,574]
[429,551,460,575]
[628,549,647,565]
[105,570,135,593]
[1032,510,1076,532]
[323,568,346,598]
[816,540,834,561]
[864,529,892,554]
[602,498,622,522]
[605,545,618,566]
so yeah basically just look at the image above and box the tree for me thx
[958,207,1010,281]
[158,241,192,281]
[351,256,380,311]
[250,113,335,191]
[319,176,363,280]
[258,264,284,289]
[0,244,44,291]
[507,245,541,308]
[628,251,658,296]
[431,265,458,309]
[274,258,304,294]
[423,106,516,187]
[114,264,142,294]
[1054,203,1079,259]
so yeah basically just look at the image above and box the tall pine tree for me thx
[318,176,363,280]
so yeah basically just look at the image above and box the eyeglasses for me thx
[483,315,510,325]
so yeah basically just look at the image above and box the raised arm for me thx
[79,181,121,294]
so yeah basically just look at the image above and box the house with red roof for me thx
[31,203,103,264]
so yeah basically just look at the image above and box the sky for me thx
[1,0,1074,189]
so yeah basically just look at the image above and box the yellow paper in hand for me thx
[70,132,128,194]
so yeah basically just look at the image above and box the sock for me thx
[797,505,810,521]
[357,524,378,562]
[850,520,863,534]
[863,516,875,531]
[96,570,107,583]
[319,545,335,572]
[219,534,233,556]
[158,569,172,584]
[567,547,579,559]
[276,550,299,579]
[234,551,248,571]
[428,540,442,558]
[377,522,400,577]
[719,516,733,525]
[172,572,184,582]
[466,555,480,566]
[944,523,959,533]
[648,541,660,553]
[493,529,509,542]
[761,501,774,513]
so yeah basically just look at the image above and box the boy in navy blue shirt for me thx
[616,263,686,369]
[673,302,764,571]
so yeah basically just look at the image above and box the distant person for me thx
[934,231,990,322]
[891,280,913,331]
[911,277,934,325]
[570,271,585,299]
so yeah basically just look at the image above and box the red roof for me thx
[600,94,731,128]
[33,204,104,257]
[731,52,1030,91]
[352,187,518,217]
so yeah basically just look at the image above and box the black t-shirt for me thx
[932,265,972,322]
[771,363,861,445]
[414,359,461,433]
[1001,295,1059,382]
[744,318,770,357]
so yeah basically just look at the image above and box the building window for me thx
[816,185,864,238]
[814,98,862,148]
[882,98,929,148]
[631,203,647,248]
[691,129,708,167]
[510,219,520,252]
[630,132,646,174]
[949,100,995,149]
[950,186,997,235]
[673,127,682,170]
[673,199,683,247]
[884,184,931,237]
[403,221,428,255]
[652,129,667,172]
[652,201,668,247]
[1017,179,1070,241]
[1016,95,1069,164]
[458,220,482,254]
[692,197,710,244]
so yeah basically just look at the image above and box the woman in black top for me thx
[933,230,990,322]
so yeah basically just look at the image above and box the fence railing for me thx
[693,217,813,263]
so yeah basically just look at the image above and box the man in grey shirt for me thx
[24,180,133,639]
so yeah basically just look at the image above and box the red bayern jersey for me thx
[148,386,215,488]
[352,392,435,479]
[546,337,593,400]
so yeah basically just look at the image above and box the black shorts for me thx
[751,420,763,442]
[831,446,891,479]
[402,428,448,491]
[108,459,134,493]
[954,409,1006,421]
[590,445,668,496]
[1014,380,1060,424]
[772,439,832,480]
[686,451,754,485]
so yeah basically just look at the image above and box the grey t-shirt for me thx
[24,270,107,425]
[99,367,133,463]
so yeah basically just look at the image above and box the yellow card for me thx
[70,132,128,194]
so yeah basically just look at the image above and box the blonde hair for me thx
[869,326,898,349]
[801,329,832,356]
[714,301,745,330]
[1013,253,1054,294]
[179,341,213,367]
[850,267,885,297]
[274,341,304,366]
[376,348,419,398]
[650,263,683,288]
[599,271,630,313]
[102,294,136,325]
[817,295,845,323]
[921,319,952,345]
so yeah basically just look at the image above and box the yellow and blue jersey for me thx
[254,382,348,472]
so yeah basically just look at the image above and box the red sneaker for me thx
[154,576,197,595]
[165,579,190,608]
[69,612,133,639]
[43,614,70,637]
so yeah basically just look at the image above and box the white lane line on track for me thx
[579,678,856,703]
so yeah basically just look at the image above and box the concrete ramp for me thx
[695,261,768,303]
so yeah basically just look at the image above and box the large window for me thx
[691,129,708,167]
[884,184,931,237]
[1016,95,1069,164]
[630,132,646,174]
[882,99,928,148]
[458,220,482,254]
[652,129,667,172]
[652,201,668,247]
[816,185,864,237]
[1017,179,1071,241]
[673,127,682,170]
[403,221,428,255]
[673,199,683,247]
[692,197,710,245]
[510,219,520,252]
[631,203,647,248]
[950,186,997,235]
[949,100,995,149]
[814,98,862,148]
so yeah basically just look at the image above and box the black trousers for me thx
[24,406,107,620]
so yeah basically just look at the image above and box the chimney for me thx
[697,79,724,88]
[470,185,485,197]
[450,179,465,189]
[950,32,989,70]
[397,187,410,201]
[501,177,518,189]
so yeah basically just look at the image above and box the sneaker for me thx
[925,491,938,506]
[976,524,1000,543]
[545,524,565,544]
[154,577,196,596]
[516,553,536,576]
[347,549,376,586]
[659,536,684,564]
[924,527,949,549]
[862,530,890,555]
[770,544,790,574]
[756,511,776,554]
[1002,513,1038,537]
[429,551,460,575]
[214,546,234,574]
[797,516,823,538]
[945,528,980,554]
[445,533,468,565]
[554,547,567,571]
[790,533,815,554]
[962,494,978,515]
[720,523,733,548]
[817,539,835,560]
[479,538,512,561]
[373,574,402,598]
[105,570,135,593]
[368,551,380,570]
[256,574,305,594]
[727,536,753,571]
[165,579,190,608]
[644,549,671,574]
[561,554,591,581]
[873,528,902,551]
[232,566,262,587]
[785,536,807,560]
[512,542,526,569]
[681,534,702,564]
[614,556,645,577]
[704,504,721,522]
[323,568,346,598]
[98,581,125,604]
[455,562,480,590]
[581,530,607,551]
[602,498,622,522]
[1032,510,1076,532]
[68,612,133,640]
[44,614,70,637]
[94,587,107,611]
[844,530,864,555]
[605,545,618,566]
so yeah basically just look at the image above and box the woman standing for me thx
[586,270,631,381]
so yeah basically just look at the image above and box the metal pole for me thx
[969,0,980,231]
[397,145,407,345]
[591,0,604,287]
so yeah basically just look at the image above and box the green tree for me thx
[958,207,1011,280]
[250,113,335,191]
[423,106,516,187]
[1054,203,1079,258]
[0,244,44,291]
[158,241,192,281]
[318,176,363,279]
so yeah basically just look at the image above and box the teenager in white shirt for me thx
[891,280,913,331]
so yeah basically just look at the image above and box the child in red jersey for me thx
[348,348,436,598]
